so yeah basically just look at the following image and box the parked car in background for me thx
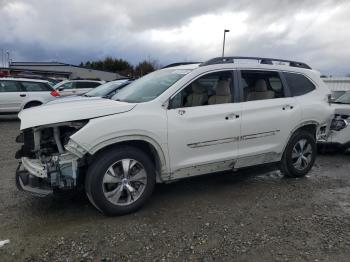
[54,80,104,96]
[48,79,132,105]
[0,78,59,115]
[16,57,332,216]
[318,91,350,152]
[11,74,63,86]
[331,91,346,101]
[86,79,132,98]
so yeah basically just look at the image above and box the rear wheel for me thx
[23,101,42,109]
[280,130,316,177]
[85,146,156,216]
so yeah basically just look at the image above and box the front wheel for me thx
[280,131,316,178]
[85,146,156,216]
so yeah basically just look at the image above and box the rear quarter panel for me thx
[20,92,56,110]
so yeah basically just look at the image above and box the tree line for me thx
[79,57,160,78]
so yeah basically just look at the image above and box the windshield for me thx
[85,80,129,97]
[334,91,350,104]
[112,69,191,103]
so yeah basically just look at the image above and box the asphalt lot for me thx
[1,120,350,261]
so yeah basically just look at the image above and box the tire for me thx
[85,146,156,216]
[24,101,42,109]
[280,130,316,178]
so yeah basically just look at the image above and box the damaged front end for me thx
[15,121,88,197]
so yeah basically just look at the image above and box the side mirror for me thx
[327,94,333,103]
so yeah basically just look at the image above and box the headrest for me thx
[254,79,268,92]
[216,80,231,96]
[192,82,205,93]
[269,77,282,92]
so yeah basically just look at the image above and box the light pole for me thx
[6,51,10,67]
[222,29,230,57]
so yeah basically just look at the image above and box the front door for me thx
[58,82,76,96]
[167,70,241,179]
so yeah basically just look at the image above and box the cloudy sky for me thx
[0,0,349,74]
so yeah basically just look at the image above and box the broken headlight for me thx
[330,119,349,131]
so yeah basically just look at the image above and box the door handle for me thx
[178,109,186,115]
[19,94,26,97]
[225,113,239,120]
[282,105,294,110]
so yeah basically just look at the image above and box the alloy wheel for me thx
[102,159,147,206]
[291,139,313,171]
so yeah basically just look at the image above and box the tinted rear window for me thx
[76,82,101,89]
[284,72,315,96]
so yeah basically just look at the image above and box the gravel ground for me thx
[0,120,350,261]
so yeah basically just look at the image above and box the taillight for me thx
[50,89,60,97]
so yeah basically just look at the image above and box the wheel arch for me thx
[293,121,318,138]
[22,100,43,110]
[87,136,169,183]
[282,121,319,154]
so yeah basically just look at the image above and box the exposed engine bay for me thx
[15,121,88,196]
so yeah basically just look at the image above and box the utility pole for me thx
[6,51,10,67]
[1,49,3,67]
[222,29,230,57]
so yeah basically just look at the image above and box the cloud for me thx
[0,0,349,74]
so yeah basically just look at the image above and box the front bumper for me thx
[16,153,81,197]
[16,163,53,197]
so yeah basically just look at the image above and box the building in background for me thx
[322,76,350,99]
[7,61,124,81]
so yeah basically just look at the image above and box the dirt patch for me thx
[1,120,350,261]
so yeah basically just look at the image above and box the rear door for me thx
[20,81,53,106]
[0,80,23,113]
[237,70,301,168]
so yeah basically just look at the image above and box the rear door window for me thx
[0,81,20,92]
[76,82,101,89]
[283,72,316,96]
[240,70,286,101]
[21,82,51,92]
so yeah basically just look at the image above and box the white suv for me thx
[15,57,332,215]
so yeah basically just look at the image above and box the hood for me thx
[19,98,136,130]
[47,95,101,105]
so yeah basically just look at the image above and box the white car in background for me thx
[48,79,132,104]
[16,57,332,216]
[319,91,350,152]
[54,79,104,96]
[0,78,59,115]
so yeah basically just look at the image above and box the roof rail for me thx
[162,62,201,69]
[200,56,312,69]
